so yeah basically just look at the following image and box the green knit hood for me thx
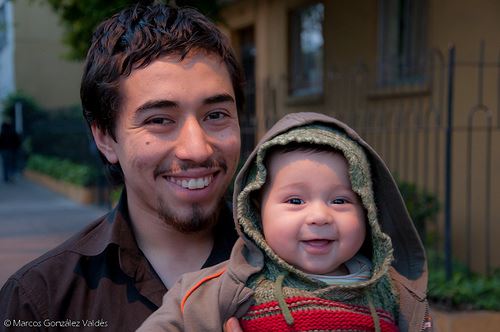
[235,127,392,291]
[232,112,427,291]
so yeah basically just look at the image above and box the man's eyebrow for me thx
[136,99,178,113]
[135,94,234,114]
[203,93,235,105]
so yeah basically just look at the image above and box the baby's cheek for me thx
[267,233,293,257]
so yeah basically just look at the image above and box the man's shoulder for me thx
[0,206,164,330]
[5,213,111,287]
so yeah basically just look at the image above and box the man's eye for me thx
[332,198,347,204]
[146,117,173,125]
[287,198,304,205]
[205,111,227,121]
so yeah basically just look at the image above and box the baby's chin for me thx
[300,263,349,276]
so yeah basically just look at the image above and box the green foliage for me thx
[28,107,98,165]
[26,154,100,187]
[397,179,440,242]
[1,92,99,171]
[36,0,135,60]
[110,186,123,205]
[2,92,41,117]
[1,91,47,135]
[427,250,500,311]
[36,0,223,60]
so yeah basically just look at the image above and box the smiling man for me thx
[0,3,243,331]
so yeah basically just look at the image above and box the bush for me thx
[1,92,47,136]
[2,92,97,166]
[394,180,500,311]
[397,179,440,243]
[427,250,500,311]
[28,109,98,165]
[26,154,100,187]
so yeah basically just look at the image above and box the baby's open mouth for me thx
[302,239,332,246]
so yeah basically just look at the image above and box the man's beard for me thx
[153,157,229,233]
[157,199,221,234]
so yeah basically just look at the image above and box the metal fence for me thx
[263,43,500,276]
[18,42,498,276]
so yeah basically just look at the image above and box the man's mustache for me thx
[153,158,228,178]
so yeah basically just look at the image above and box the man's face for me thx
[261,150,366,275]
[95,53,240,233]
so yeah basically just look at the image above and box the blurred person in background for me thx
[0,120,21,183]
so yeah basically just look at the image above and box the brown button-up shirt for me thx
[0,192,237,331]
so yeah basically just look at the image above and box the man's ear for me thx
[91,123,119,164]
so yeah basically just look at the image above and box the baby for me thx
[138,112,432,332]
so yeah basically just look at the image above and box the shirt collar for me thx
[71,190,166,306]
[70,190,237,306]
[71,190,134,257]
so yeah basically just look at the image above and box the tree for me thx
[36,0,222,60]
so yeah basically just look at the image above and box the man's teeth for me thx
[167,176,212,189]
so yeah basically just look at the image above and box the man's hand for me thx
[223,317,243,332]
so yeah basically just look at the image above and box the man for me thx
[0,3,243,331]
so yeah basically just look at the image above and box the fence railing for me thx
[263,43,500,276]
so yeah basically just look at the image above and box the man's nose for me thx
[174,117,214,163]
[305,202,333,225]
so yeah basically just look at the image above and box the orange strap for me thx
[180,268,226,314]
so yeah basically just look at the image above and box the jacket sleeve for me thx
[136,277,186,332]
[136,265,235,332]
[390,268,434,332]
[137,260,254,332]
[0,279,45,332]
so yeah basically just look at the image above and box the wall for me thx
[13,0,83,110]
[221,0,500,273]
[426,0,500,272]
[222,0,378,136]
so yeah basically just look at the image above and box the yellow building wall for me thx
[426,0,500,272]
[221,0,500,273]
[13,0,83,110]
[222,0,378,135]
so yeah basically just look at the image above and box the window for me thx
[289,2,324,97]
[378,0,427,86]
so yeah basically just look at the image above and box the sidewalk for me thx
[0,177,108,287]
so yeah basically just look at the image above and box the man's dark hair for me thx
[80,2,244,185]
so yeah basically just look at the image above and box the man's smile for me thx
[166,175,214,190]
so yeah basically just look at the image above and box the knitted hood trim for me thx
[236,124,393,290]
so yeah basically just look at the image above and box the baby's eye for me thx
[287,198,304,205]
[332,198,348,204]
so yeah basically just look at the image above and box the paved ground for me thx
[0,176,108,287]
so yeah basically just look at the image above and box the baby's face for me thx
[261,150,366,276]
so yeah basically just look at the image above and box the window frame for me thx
[287,1,325,100]
[377,0,428,87]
